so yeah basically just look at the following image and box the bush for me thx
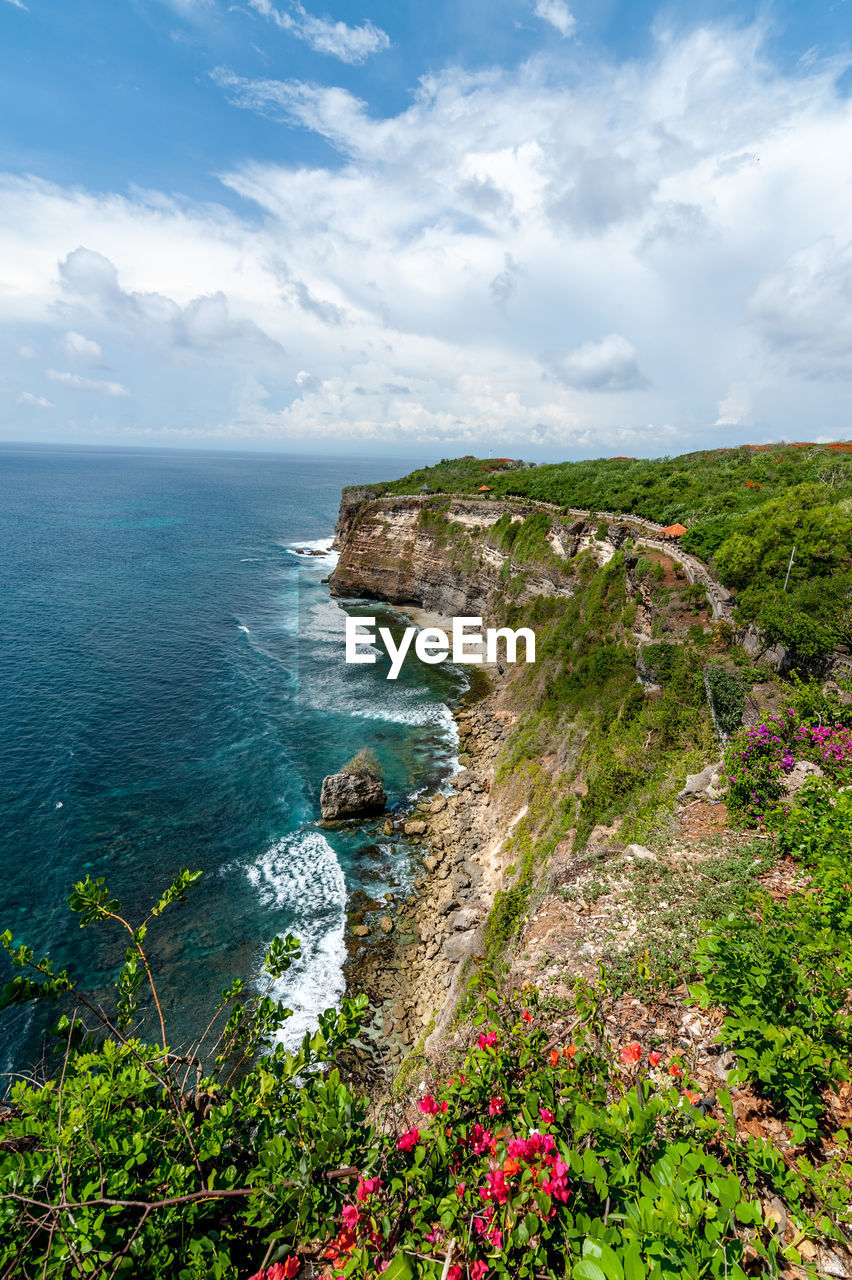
[0,872,370,1279]
[705,666,746,737]
[342,747,382,778]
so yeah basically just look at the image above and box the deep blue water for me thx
[0,447,464,1075]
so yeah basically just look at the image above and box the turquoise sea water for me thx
[0,446,464,1075]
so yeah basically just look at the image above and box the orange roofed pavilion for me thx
[478,484,492,491]
[661,523,687,537]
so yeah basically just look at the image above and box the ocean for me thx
[0,446,465,1074]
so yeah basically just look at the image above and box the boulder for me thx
[450,907,479,932]
[443,934,475,963]
[624,843,656,862]
[379,915,394,934]
[320,770,386,820]
[783,760,824,797]
[677,763,716,800]
[404,819,428,836]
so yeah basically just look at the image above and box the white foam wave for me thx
[285,535,339,571]
[238,624,250,635]
[246,830,347,1049]
[55,801,63,809]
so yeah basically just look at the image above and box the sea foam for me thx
[246,829,347,1049]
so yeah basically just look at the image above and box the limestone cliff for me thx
[329,493,577,618]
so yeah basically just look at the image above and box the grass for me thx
[598,836,776,995]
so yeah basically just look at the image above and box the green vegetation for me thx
[0,873,369,1279]
[704,666,746,737]
[342,747,383,778]
[355,445,852,656]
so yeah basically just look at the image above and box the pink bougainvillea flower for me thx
[267,1263,300,1280]
[247,1272,264,1280]
[478,1031,498,1049]
[539,1107,555,1124]
[471,1261,489,1279]
[397,1127,420,1152]
[455,1180,466,1198]
[522,1009,532,1023]
[648,1052,663,1067]
[418,1094,439,1115]
[620,1042,642,1064]
[541,1156,572,1204]
[470,1123,493,1155]
[488,1227,502,1250]
[489,1096,504,1116]
[447,1267,463,1280]
[355,1175,382,1202]
[341,1205,360,1231]
[479,1169,510,1205]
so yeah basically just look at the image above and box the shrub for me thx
[342,747,383,778]
[705,666,746,737]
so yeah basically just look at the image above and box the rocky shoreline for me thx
[339,670,521,1085]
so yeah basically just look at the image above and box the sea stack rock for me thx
[320,764,386,821]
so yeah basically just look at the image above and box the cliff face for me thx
[329,494,577,618]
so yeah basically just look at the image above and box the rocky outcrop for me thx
[330,494,576,618]
[320,770,386,820]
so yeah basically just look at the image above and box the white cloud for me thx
[533,0,575,38]
[247,0,390,64]
[56,246,281,362]
[17,392,54,408]
[749,238,852,380]
[1,0,28,11]
[61,330,106,365]
[46,370,131,397]
[542,335,648,392]
[3,25,852,448]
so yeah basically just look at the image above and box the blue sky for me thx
[1,0,851,457]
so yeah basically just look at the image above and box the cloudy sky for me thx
[1,0,851,457]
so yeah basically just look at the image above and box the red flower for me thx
[267,1263,300,1280]
[488,1096,504,1116]
[470,1123,493,1155]
[539,1107,554,1124]
[478,1031,498,1049]
[620,1042,642,1064]
[448,1267,463,1280]
[397,1127,420,1151]
[471,1262,489,1279]
[341,1205,360,1231]
[669,1062,683,1079]
[419,1094,438,1115]
[502,1157,520,1176]
[648,1052,662,1067]
[455,1180,466,1198]
[479,1169,510,1205]
[522,1009,532,1023]
[355,1175,382,1202]
[549,1049,560,1067]
[684,1090,700,1105]
[563,1044,576,1060]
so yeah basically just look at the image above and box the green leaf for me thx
[381,1253,417,1280]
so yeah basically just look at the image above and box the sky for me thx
[1,0,851,459]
